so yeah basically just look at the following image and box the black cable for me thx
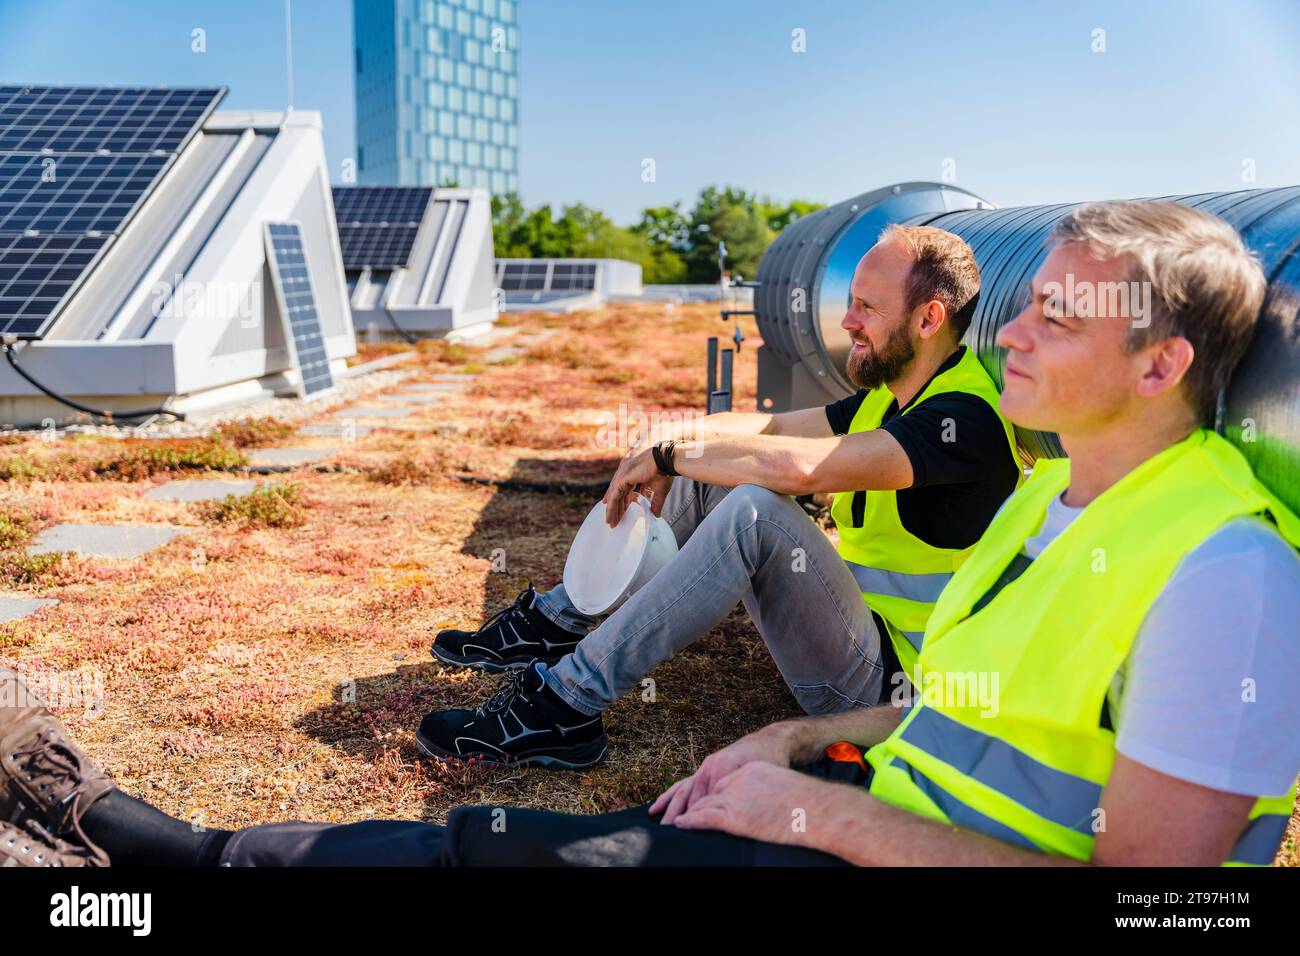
[384,308,418,345]
[1,342,184,423]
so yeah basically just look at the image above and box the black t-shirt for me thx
[823,347,1020,550]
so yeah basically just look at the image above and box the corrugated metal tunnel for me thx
[753,182,1300,512]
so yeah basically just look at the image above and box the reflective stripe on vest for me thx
[887,755,1042,853]
[844,562,953,604]
[898,707,1102,838]
[843,561,948,652]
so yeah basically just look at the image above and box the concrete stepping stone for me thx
[144,479,258,502]
[29,524,188,560]
[0,595,58,622]
[333,406,414,419]
[298,423,374,438]
[247,447,337,468]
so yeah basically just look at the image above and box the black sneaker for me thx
[431,583,585,672]
[416,662,607,769]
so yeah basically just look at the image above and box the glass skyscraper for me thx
[353,0,519,193]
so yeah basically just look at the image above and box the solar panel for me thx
[550,263,597,291]
[332,186,433,271]
[265,222,334,398]
[0,234,109,337]
[337,222,421,269]
[332,186,432,225]
[0,84,225,339]
[499,261,550,292]
[0,153,169,235]
[0,85,222,154]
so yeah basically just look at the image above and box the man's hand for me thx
[650,725,797,824]
[669,762,836,846]
[602,446,667,527]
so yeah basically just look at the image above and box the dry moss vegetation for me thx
[0,300,1294,864]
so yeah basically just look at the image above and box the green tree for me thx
[761,197,824,233]
[631,204,689,283]
[490,188,822,286]
[490,192,533,258]
[683,186,775,282]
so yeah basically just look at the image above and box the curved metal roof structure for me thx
[754,182,1300,512]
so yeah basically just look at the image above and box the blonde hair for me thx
[879,224,981,337]
[1049,201,1266,423]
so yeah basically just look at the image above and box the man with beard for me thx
[416,225,1023,769]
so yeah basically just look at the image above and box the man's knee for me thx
[792,681,876,716]
[722,482,793,518]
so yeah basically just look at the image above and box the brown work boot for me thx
[0,817,103,867]
[0,669,115,861]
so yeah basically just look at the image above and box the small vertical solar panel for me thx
[265,222,334,398]
[0,85,225,339]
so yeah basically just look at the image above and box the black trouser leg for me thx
[443,802,849,866]
[90,760,862,867]
[439,756,860,866]
[219,818,453,866]
[81,790,232,866]
[217,806,849,867]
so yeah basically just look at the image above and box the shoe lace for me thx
[11,735,109,866]
[475,582,536,637]
[478,669,527,717]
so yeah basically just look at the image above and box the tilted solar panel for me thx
[0,84,225,339]
[498,261,549,291]
[331,186,433,271]
[0,153,169,235]
[0,85,222,154]
[265,222,334,398]
[0,234,109,337]
[337,222,421,269]
[332,186,432,225]
[550,263,597,291]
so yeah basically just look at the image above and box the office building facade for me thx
[354,0,518,192]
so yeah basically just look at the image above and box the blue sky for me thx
[2,0,1298,224]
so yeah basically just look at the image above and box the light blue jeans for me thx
[536,477,885,716]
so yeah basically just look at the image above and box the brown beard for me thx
[845,319,915,390]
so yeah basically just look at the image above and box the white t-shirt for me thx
[1022,495,1300,798]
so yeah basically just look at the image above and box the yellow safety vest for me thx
[831,346,1020,676]
[865,429,1300,865]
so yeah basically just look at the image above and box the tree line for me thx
[490,186,824,284]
